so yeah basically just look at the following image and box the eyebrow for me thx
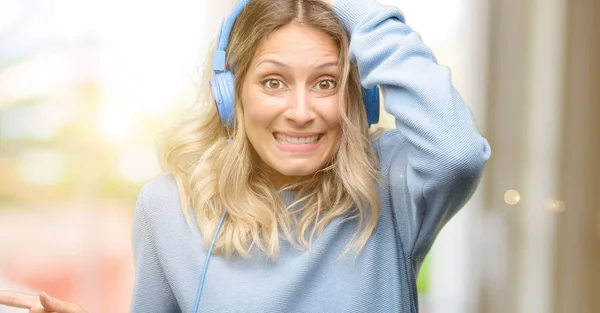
[254,59,339,70]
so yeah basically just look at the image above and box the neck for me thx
[269,171,307,190]
[258,161,307,190]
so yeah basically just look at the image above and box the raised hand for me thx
[0,291,87,313]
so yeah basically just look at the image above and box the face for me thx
[241,24,342,188]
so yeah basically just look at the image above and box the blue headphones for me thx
[209,0,380,128]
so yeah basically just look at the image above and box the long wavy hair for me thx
[159,0,381,259]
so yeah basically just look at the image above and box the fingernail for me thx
[42,291,53,303]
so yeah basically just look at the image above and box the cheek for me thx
[241,85,268,126]
[241,84,285,142]
[315,94,342,128]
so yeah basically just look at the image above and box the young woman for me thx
[0,0,490,312]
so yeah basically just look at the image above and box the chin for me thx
[273,164,321,177]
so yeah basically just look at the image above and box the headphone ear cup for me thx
[362,86,380,127]
[210,71,236,127]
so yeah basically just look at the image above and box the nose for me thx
[284,89,316,125]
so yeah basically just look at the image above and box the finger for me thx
[0,290,39,309]
[40,292,83,313]
[29,307,51,313]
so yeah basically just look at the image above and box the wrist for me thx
[332,0,385,35]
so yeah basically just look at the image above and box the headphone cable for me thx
[192,209,228,312]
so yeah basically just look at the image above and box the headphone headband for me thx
[213,0,252,72]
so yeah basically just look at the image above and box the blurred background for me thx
[0,0,598,312]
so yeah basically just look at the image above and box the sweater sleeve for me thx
[333,0,491,269]
[130,187,181,313]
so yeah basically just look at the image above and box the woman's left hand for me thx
[0,290,87,313]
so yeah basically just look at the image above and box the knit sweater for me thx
[130,0,491,312]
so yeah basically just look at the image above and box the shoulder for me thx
[135,173,184,223]
[139,172,180,201]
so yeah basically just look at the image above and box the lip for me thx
[273,131,323,137]
[273,132,323,153]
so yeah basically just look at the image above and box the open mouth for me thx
[273,133,323,145]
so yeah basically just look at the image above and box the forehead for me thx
[253,24,339,65]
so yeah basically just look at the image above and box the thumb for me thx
[39,291,83,313]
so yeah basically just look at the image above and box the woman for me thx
[0,0,491,312]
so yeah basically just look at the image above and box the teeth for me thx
[275,133,320,144]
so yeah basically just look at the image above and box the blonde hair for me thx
[159,0,380,259]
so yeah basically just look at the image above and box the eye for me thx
[262,78,286,90]
[315,79,337,90]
